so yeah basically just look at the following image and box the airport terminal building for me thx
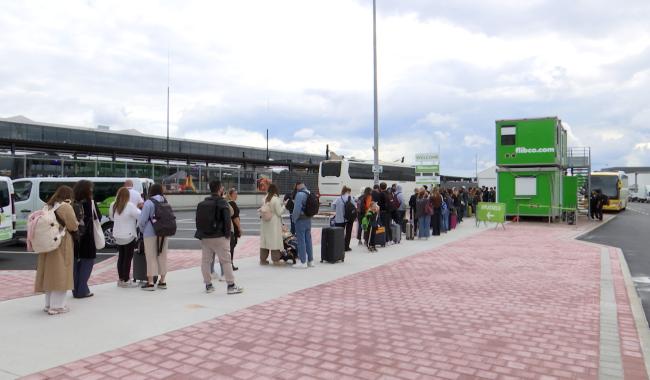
[0,116,323,193]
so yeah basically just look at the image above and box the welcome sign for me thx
[415,153,440,186]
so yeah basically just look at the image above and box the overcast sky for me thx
[1,0,649,175]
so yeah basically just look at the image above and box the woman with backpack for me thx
[356,187,372,245]
[34,185,79,315]
[72,180,101,299]
[259,183,285,265]
[109,187,141,288]
[137,184,170,290]
[331,186,356,252]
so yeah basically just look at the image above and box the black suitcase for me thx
[132,238,157,283]
[320,227,345,263]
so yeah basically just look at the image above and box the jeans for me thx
[295,218,313,264]
[289,215,296,235]
[441,209,449,232]
[418,216,431,238]
[73,258,94,297]
[117,240,136,282]
[356,214,364,241]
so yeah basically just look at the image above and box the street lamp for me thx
[372,0,380,186]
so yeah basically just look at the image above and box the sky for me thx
[1,0,649,176]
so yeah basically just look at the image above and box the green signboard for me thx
[415,165,440,173]
[476,202,506,225]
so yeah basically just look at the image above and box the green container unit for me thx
[497,167,563,217]
[496,117,568,168]
[562,176,578,210]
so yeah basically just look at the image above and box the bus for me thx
[0,177,15,246]
[12,177,151,248]
[318,159,417,204]
[591,171,629,211]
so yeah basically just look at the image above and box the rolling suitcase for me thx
[405,221,415,240]
[321,227,345,263]
[132,238,157,283]
[373,226,386,247]
[450,213,457,230]
[391,224,401,244]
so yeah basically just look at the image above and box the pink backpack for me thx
[27,203,66,253]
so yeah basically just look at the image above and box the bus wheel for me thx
[102,222,117,249]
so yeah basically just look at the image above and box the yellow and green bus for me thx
[591,171,628,211]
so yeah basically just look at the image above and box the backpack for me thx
[259,202,273,222]
[302,190,319,217]
[361,211,375,232]
[27,203,66,253]
[390,192,402,210]
[343,196,357,222]
[72,200,86,240]
[150,198,177,237]
[196,197,224,236]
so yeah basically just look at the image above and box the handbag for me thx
[376,226,386,234]
[92,201,106,250]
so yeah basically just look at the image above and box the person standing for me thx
[110,187,141,288]
[441,192,449,233]
[259,183,285,265]
[291,182,314,269]
[35,186,79,315]
[394,185,406,226]
[415,190,431,239]
[284,182,299,235]
[589,190,598,220]
[378,183,393,243]
[431,189,443,236]
[124,179,144,208]
[371,184,381,202]
[596,190,607,221]
[226,188,241,271]
[332,186,355,252]
[195,180,244,294]
[137,184,170,291]
[72,180,99,299]
[357,187,372,245]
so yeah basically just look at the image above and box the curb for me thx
[570,213,618,241]
[615,247,650,380]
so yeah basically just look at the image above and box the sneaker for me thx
[141,283,155,291]
[157,282,167,290]
[205,283,215,293]
[47,306,69,315]
[292,262,308,269]
[126,281,140,288]
[218,276,225,282]
[307,261,315,268]
[117,280,128,288]
[227,284,244,295]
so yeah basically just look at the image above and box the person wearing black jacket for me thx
[195,180,243,295]
[378,182,393,243]
[72,180,100,299]
[284,183,299,235]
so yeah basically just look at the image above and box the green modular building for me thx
[496,117,583,218]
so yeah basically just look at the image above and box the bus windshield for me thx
[592,176,618,199]
[321,161,341,177]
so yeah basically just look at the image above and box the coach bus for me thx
[591,171,629,211]
[318,159,417,204]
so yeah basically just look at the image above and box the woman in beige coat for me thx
[34,185,79,315]
[259,183,286,265]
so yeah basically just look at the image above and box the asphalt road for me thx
[0,207,331,270]
[579,201,650,325]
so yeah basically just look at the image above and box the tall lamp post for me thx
[372,0,380,186]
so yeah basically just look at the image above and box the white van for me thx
[13,177,150,248]
[0,176,15,246]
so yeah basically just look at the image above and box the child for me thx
[361,202,380,252]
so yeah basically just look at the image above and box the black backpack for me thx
[344,196,357,222]
[72,200,87,240]
[302,190,320,217]
[150,198,177,237]
[195,197,225,237]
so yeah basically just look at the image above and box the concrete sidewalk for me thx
[4,218,650,380]
[1,219,490,379]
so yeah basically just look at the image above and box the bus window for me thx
[591,176,618,199]
[349,163,374,180]
[94,182,123,204]
[380,166,416,182]
[13,181,32,202]
[39,182,76,202]
[321,161,342,177]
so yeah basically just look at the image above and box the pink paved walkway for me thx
[20,223,649,379]
[0,230,322,302]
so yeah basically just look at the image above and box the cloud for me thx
[635,143,650,151]
[600,132,624,141]
[293,128,316,139]
[463,135,490,148]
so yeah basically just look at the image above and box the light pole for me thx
[372,0,380,186]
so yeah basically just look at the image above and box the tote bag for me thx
[92,201,106,250]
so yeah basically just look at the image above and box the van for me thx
[0,177,15,246]
[13,177,151,248]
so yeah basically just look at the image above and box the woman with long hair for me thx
[357,187,372,245]
[226,188,241,271]
[72,180,100,298]
[259,183,285,265]
[35,185,79,315]
[109,187,141,287]
[415,190,432,239]
[137,184,170,290]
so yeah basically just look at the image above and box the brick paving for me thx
[20,223,649,380]
[0,229,323,302]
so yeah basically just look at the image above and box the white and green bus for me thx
[0,176,15,246]
[13,177,152,248]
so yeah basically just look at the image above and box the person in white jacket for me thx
[109,187,142,287]
[259,183,286,265]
